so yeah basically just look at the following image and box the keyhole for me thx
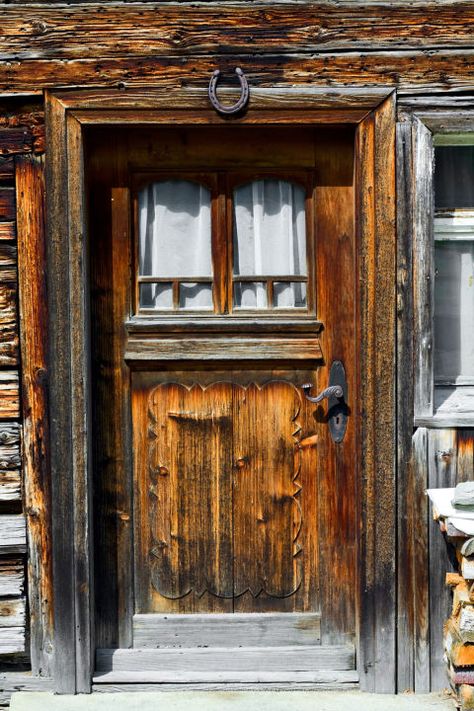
[336,416,340,425]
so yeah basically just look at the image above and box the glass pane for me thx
[179,282,213,310]
[435,147,474,208]
[234,282,267,309]
[138,179,212,280]
[435,240,474,379]
[233,180,307,278]
[139,282,173,310]
[273,281,307,308]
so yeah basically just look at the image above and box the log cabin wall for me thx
[0,0,473,702]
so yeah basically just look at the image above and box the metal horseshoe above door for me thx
[208,67,250,116]
[301,360,349,444]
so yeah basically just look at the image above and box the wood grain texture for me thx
[356,95,397,693]
[96,645,355,674]
[93,670,359,686]
[125,337,323,362]
[0,471,21,502]
[0,283,19,367]
[0,598,25,628]
[15,153,53,677]
[45,90,77,694]
[0,515,26,554]
[0,626,24,655]
[133,612,321,648]
[3,51,474,95]
[412,118,435,420]
[0,673,53,706]
[2,3,474,62]
[0,372,20,419]
[0,558,24,597]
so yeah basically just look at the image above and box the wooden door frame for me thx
[41,85,396,694]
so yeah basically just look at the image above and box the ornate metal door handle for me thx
[208,67,249,116]
[300,361,349,444]
[301,383,343,403]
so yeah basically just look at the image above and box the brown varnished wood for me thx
[314,129,357,644]
[232,379,318,613]
[134,381,233,614]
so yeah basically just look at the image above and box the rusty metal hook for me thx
[208,67,249,116]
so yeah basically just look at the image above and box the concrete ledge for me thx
[10,690,455,711]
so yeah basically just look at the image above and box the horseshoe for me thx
[208,67,249,116]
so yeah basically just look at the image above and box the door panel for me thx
[133,372,318,615]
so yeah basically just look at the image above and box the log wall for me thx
[0,105,46,681]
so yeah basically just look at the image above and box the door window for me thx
[135,173,313,316]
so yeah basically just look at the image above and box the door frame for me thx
[41,85,396,694]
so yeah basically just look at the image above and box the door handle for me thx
[300,360,348,444]
[300,384,343,403]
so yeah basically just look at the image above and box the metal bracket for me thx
[208,67,249,116]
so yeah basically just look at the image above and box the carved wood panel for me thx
[134,376,318,615]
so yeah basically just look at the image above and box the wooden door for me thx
[87,124,358,683]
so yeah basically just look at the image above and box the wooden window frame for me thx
[42,85,396,694]
[409,112,474,427]
[132,169,315,318]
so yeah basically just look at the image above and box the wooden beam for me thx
[16,153,53,678]
[2,4,474,61]
[0,515,26,554]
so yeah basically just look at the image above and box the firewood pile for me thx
[429,484,474,711]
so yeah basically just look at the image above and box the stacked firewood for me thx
[429,484,474,711]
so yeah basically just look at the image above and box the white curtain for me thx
[233,180,307,308]
[435,240,474,379]
[138,180,213,309]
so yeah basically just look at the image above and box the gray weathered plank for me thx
[0,515,26,554]
[93,670,360,686]
[0,673,53,706]
[0,598,25,628]
[0,626,24,655]
[96,645,355,673]
[0,558,23,597]
[412,117,435,420]
[133,613,321,648]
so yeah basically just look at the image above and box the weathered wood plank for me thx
[0,673,53,706]
[0,471,21,502]
[0,627,24,655]
[0,558,23,597]
[0,598,25,628]
[0,223,15,241]
[96,645,355,673]
[133,613,321,649]
[0,189,15,223]
[0,372,20,419]
[0,129,33,156]
[126,337,323,361]
[3,51,474,95]
[428,429,457,691]
[16,153,53,677]
[0,423,20,470]
[0,282,19,366]
[0,158,14,183]
[412,118,434,419]
[93,670,360,686]
[412,427,430,692]
[396,118,416,693]
[0,515,26,554]
[2,4,474,62]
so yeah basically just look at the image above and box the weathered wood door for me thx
[88,124,358,684]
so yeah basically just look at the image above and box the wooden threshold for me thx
[133,612,321,648]
[93,670,359,686]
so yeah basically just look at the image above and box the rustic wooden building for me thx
[0,0,473,704]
